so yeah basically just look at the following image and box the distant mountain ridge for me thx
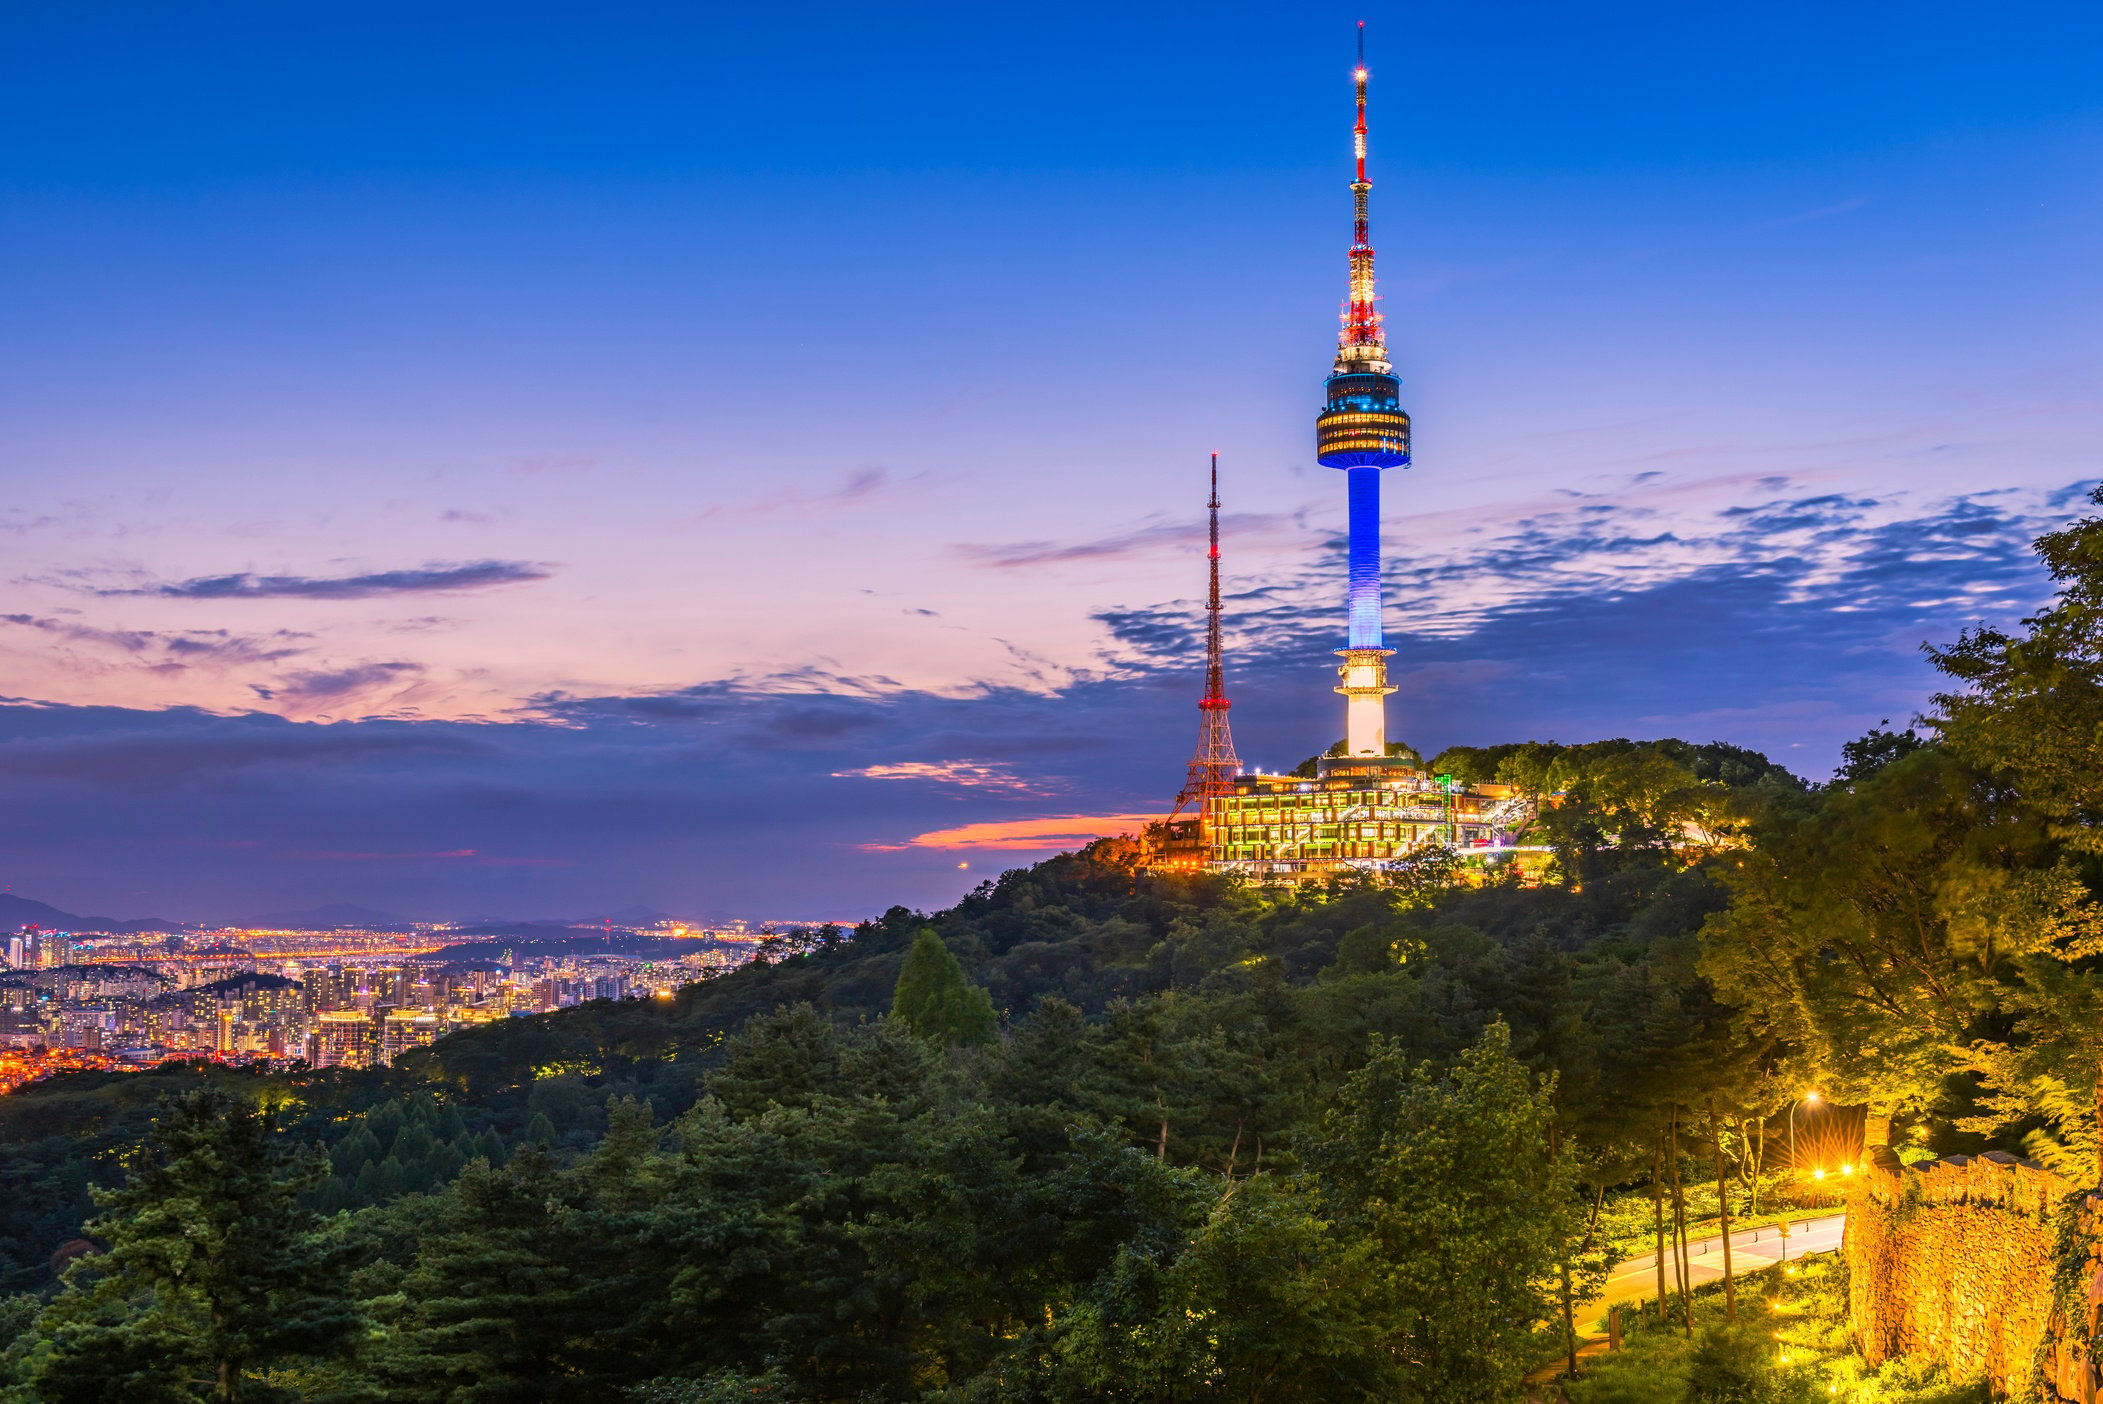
[0,893,182,935]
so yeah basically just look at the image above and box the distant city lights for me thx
[0,916,842,1086]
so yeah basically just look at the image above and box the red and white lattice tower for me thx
[1175,454,1241,815]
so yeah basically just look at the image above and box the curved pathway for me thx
[1590,1211,1847,1327]
[1529,1211,1849,1388]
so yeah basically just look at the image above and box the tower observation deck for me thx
[1315,23,1409,762]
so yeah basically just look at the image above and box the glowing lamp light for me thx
[1805,1090,1822,1104]
[1355,67,1367,79]
[1812,1167,1827,1180]
[1841,1162,1855,1176]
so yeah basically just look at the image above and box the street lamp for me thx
[1789,1091,1821,1179]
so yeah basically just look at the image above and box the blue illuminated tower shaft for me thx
[1314,27,1409,759]
[1347,466,1383,648]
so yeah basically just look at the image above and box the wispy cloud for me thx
[686,466,907,524]
[92,560,552,601]
[954,512,1296,570]
[831,759,1051,793]
[3,613,157,653]
[250,662,424,707]
[1,614,309,663]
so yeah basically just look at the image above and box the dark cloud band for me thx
[104,560,552,600]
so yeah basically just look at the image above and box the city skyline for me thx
[2,2,2098,918]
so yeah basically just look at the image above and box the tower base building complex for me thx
[1155,755,1537,884]
[1201,767,1533,882]
[1150,29,1535,884]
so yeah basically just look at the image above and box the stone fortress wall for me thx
[1844,1148,2102,1399]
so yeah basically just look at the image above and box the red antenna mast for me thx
[1175,454,1242,816]
[1341,19,1383,360]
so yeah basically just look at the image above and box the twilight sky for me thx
[1,1,2098,922]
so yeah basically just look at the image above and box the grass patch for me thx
[1567,1253,1988,1404]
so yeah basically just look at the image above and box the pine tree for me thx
[24,1086,358,1403]
[707,1003,843,1117]
[367,1148,584,1402]
[329,1124,379,1177]
[889,930,996,1046]
[367,1100,405,1153]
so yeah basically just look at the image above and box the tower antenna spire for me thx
[1175,453,1241,817]
[1340,21,1382,368]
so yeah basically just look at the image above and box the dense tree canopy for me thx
[1700,490,2103,1170]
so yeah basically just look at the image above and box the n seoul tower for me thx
[1314,23,1411,760]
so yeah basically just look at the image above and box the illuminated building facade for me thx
[311,1009,375,1069]
[1206,769,1534,879]
[380,1010,441,1062]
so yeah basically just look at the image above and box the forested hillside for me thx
[1,490,2100,1402]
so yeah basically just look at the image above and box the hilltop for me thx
[0,894,181,936]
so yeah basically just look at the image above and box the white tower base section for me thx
[1335,647,1397,757]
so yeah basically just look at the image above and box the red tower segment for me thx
[1341,21,1383,358]
[1177,454,1242,812]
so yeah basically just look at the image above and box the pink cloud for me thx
[866,811,1164,853]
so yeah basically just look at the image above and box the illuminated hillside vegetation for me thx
[0,491,2098,1401]
[1570,1254,1989,1404]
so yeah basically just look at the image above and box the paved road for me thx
[1583,1212,1847,1332]
[1529,1212,1849,1387]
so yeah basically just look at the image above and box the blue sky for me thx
[1,2,2097,921]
